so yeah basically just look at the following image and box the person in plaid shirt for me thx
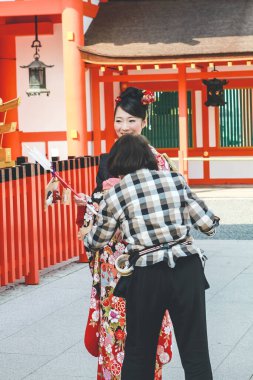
[85,135,219,380]
[77,87,173,379]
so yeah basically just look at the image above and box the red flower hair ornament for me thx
[114,90,155,105]
[141,90,156,105]
[115,96,122,104]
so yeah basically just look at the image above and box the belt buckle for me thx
[115,254,134,277]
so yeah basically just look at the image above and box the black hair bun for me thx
[120,87,143,100]
[116,87,147,119]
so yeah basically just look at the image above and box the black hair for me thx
[107,134,158,177]
[114,87,148,120]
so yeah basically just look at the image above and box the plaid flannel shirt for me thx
[85,169,218,268]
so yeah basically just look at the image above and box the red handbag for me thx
[84,292,100,357]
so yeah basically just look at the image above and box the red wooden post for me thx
[104,72,116,151]
[12,167,22,279]
[34,164,45,270]
[41,171,52,268]
[62,0,88,156]
[70,158,78,257]
[59,164,69,262]
[19,166,29,277]
[0,173,8,286]
[0,35,21,159]
[90,68,102,155]
[5,168,16,283]
[54,162,63,264]
[202,88,210,181]
[25,164,40,285]
[178,64,189,181]
[63,160,75,259]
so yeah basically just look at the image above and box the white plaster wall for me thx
[16,23,67,133]
[208,64,253,72]
[85,68,92,132]
[195,91,203,147]
[48,141,68,160]
[208,107,216,147]
[101,140,106,153]
[113,80,120,101]
[188,160,204,179]
[128,68,178,76]
[88,140,93,155]
[99,82,105,131]
[210,157,253,178]
[22,142,46,163]
[83,16,93,34]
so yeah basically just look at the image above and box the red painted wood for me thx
[178,65,189,180]
[12,172,22,279]
[25,166,40,285]
[0,158,102,287]
[19,131,67,142]
[0,0,62,17]
[0,178,8,286]
[201,89,210,181]
[90,68,102,155]
[5,169,16,283]
[104,75,116,151]
[189,178,253,185]
[0,22,53,36]
[83,2,99,18]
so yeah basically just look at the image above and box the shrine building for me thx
[1,0,253,184]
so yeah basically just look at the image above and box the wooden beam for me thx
[99,73,179,83]
[186,70,253,80]
[0,22,54,36]
[0,97,20,113]
[19,131,67,142]
[83,2,99,18]
[80,50,253,66]
[0,0,62,17]
[97,70,253,84]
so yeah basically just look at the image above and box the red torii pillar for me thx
[0,35,21,159]
[62,0,88,156]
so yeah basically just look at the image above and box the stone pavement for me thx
[0,186,253,380]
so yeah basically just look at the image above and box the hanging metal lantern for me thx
[202,78,228,107]
[20,16,54,96]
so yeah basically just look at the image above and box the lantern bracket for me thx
[20,16,54,96]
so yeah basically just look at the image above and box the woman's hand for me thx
[77,223,93,240]
[114,228,122,242]
[74,193,87,207]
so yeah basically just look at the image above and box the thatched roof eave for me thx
[81,0,253,65]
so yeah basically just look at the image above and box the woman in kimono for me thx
[75,87,175,380]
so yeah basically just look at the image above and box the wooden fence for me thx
[0,156,99,286]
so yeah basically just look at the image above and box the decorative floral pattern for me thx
[141,89,156,105]
[84,149,172,380]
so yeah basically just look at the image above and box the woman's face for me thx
[114,106,146,137]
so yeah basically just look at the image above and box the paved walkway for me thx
[0,186,253,379]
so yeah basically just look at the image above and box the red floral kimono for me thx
[78,148,174,380]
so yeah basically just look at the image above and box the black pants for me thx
[121,255,213,380]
